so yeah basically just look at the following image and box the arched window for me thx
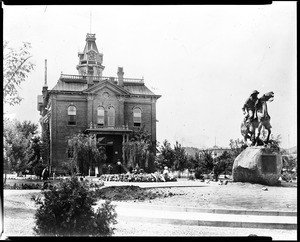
[97,106,105,126]
[68,105,76,125]
[107,106,115,126]
[133,108,141,127]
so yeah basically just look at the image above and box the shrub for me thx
[194,168,204,180]
[187,174,195,180]
[281,171,297,182]
[31,176,117,236]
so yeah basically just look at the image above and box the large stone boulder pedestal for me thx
[232,146,283,186]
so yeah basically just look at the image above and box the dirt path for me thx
[3,181,297,236]
[139,182,297,211]
[96,180,297,211]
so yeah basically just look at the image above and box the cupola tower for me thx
[76,33,105,76]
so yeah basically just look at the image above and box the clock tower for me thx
[76,33,105,76]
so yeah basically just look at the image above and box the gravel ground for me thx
[3,181,297,239]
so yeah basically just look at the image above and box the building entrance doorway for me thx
[106,144,114,163]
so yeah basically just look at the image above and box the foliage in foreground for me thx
[3,41,35,106]
[31,176,117,236]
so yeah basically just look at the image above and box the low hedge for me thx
[4,179,104,190]
[99,173,177,182]
[4,183,43,190]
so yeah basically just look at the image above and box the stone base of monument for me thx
[232,146,283,186]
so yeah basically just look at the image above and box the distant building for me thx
[184,146,232,159]
[208,146,232,159]
[37,33,161,175]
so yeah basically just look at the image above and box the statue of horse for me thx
[241,118,258,145]
[255,91,274,144]
[241,91,274,146]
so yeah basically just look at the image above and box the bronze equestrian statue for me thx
[241,91,274,146]
[241,90,259,145]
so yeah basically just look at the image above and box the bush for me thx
[281,171,297,182]
[194,168,204,180]
[31,176,117,236]
[187,174,195,180]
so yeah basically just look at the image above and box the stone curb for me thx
[114,206,297,230]
[103,181,211,188]
[111,202,297,217]
[117,215,297,230]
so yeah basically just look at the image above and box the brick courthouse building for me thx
[37,33,161,175]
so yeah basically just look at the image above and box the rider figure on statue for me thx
[242,90,259,123]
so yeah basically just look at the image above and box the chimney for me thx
[117,67,124,87]
[44,59,48,87]
[42,59,48,95]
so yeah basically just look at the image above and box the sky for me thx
[3,3,297,149]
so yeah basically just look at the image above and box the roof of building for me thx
[50,78,159,97]
[124,84,155,96]
[51,80,88,92]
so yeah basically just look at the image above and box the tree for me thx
[4,119,40,174]
[198,149,214,174]
[213,151,233,180]
[26,136,42,175]
[123,126,155,172]
[156,139,175,171]
[40,123,50,168]
[3,41,35,106]
[186,154,197,171]
[3,137,11,184]
[173,141,188,172]
[191,151,204,179]
[16,120,39,138]
[193,151,201,169]
[229,138,247,158]
[67,133,103,176]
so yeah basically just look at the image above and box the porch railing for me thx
[88,123,130,130]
